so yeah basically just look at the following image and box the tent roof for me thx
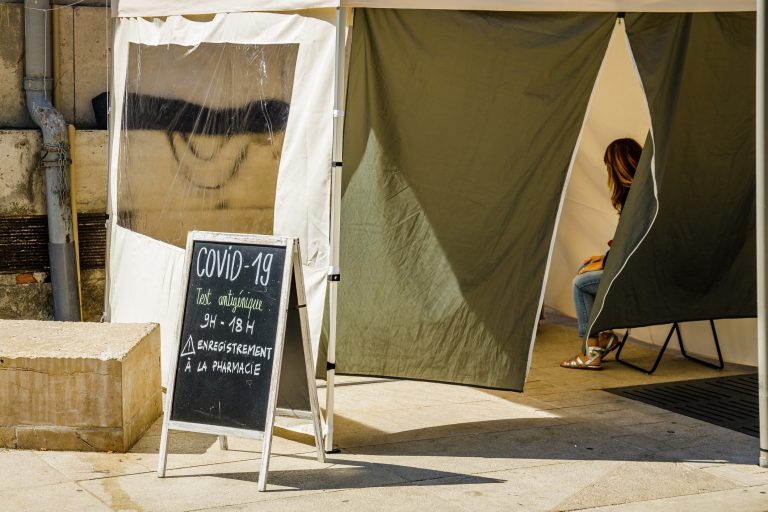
[112,0,755,18]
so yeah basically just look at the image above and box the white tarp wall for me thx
[108,11,336,384]
[545,19,758,366]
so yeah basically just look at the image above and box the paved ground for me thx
[3,316,768,511]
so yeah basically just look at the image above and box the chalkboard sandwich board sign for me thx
[157,231,325,491]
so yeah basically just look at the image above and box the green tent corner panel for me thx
[590,12,756,336]
[322,9,615,391]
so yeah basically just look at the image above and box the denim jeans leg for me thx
[572,269,603,338]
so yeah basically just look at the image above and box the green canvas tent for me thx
[328,8,756,392]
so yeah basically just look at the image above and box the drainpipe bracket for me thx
[40,142,72,168]
[23,77,54,92]
[40,158,72,168]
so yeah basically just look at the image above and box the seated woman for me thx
[561,137,642,370]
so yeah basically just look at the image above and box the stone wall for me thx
[0,129,108,321]
[0,3,111,129]
[0,320,162,452]
[0,2,110,321]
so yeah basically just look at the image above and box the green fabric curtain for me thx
[326,9,614,390]
[589,13,756,336]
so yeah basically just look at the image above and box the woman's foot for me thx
[560,337,603,370]
[597,331,620,353]
[560,351,602,370]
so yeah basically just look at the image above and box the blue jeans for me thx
[573,269,603,338]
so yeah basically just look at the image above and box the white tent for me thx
[107,0,766,465]
[107,8,336,384]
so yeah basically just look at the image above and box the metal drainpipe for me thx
[24,0,81,321]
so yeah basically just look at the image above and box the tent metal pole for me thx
[757,0,768,469]
[103,16,116,323]
[325,6,347,454]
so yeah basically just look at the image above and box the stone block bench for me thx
[0,321,161,452]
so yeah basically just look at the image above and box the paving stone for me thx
[413,460,623,512]
[200,486,468,512]
[37,450,152,481]
[2,314,765,511]
[552,460,736,511]
[128,417,326,474]
[0,482,112,511]
[585,484,768,511]
[0,450,69,492]
[610,420,755,454]
[76,454,407,511]
[330,394,561,450]
[700,463,768,487]
[652,441,760,467]
[341,422,649,483]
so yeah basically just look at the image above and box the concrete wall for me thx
[0,3,110,128]
[0,4,32,127]
[56,5,112,128]
[0,130,107,215]
[0,129,108,321]
[0,2,110,321]
[0,320,161,452]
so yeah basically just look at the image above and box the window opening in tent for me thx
[117,42,299,247]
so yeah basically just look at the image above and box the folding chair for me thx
[603,320,724,375]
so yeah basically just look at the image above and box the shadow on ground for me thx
[328,388,758,467]
[166,455,503,491]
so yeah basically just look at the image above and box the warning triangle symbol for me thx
[180,335,196,357]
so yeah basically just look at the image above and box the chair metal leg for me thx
[614,320,725,374]
[616,323,677,374]
[602,330,628,360]
[678,319,725,370]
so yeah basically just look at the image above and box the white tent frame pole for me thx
[758,0,768,469]
[103,16,116,323]
[325,6,347,454]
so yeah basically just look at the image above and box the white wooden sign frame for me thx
[157,231,325,491]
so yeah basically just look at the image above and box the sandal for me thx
[560,350,602,370]
[598,331,620,354]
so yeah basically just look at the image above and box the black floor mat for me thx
[605,374,759,438]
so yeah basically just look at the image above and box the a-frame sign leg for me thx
[257,243,326,491]
[157,421,170,477]
[158,369,176,478]
[292,243,326,464]
[255,238,297,493]
[257,424,275,491]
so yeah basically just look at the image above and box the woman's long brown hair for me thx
[604,138,642,213]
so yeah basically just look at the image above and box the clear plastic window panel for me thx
[117,42,299,247]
